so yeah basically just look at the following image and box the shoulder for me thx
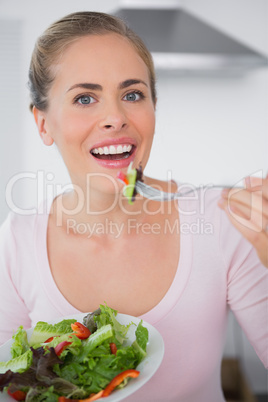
[0,200,50,251]
[0,212,37,266]
[0,206,50,287]
[0,211,36,238]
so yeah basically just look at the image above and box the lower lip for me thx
[90,149,136,169]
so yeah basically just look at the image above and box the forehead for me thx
[52,33,150,88]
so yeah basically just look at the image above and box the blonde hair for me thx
[28,11,156,111]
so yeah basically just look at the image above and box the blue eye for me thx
[79,96,92,104]
[75,95,96,105]
[124,91,144,102]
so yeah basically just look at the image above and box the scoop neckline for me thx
[35,195,193,324]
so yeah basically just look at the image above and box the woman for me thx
[0,11,267,402]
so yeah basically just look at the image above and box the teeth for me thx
[117,145,123,154]
[110,145,116,154]
[91,144,133,155]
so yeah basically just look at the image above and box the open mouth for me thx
[90,144,136,161]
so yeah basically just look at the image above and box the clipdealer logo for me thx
[4,169,265,233]
[66,217,214,238]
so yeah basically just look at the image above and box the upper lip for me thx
[90,137,137,152]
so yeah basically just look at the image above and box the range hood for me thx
[114,8,268,73]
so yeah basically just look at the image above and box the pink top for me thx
[0,189,267,402]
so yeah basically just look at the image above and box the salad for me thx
[117,163,143,204]
[0,304,149,401]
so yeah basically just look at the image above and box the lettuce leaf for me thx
[123,162,137,204]
[131,321,149,363]
[44,333,82,359]
[0,347,86,399]
[0,349,32,375]
[29,319,76,346]
[1,305,149,400]
[94,304,132,344]
[83,308,101,333]
[24,386,59,402]
[11,326,30,359]
[83,324,114,353]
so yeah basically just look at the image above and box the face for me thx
[34,33,156,194]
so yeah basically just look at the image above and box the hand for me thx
[218,174,268,268]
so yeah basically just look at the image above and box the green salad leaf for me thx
[0,304,149,400]
[29,319,76,346]
[94,304,132,344]
[132,321,149,362]
[10,326,30,359]
[0,347,86,399]
[0,349,32,375]
[123,162,137,204]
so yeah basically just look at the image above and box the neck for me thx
[52,183,148,234]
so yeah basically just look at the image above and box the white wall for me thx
[147,68,268,185]
[0,0,267,394]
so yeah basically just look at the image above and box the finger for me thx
[227,199,252,220]
[245,175,268,199]
[221,187,268,220]
[218,198,263,233]
[218,199,268,267]
[225,198,268,232]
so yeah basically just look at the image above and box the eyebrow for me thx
[118,79,148,89]
[67,83,102,92]
[67,79,148,92]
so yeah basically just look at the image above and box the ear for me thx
[33,106,54,146]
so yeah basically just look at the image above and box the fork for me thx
[135,181,242,201]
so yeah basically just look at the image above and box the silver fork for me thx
[135,181,242,201]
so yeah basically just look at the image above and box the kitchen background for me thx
[0,0,267,398]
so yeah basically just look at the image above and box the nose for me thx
[99,101,127,133]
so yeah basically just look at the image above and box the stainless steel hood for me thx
[114,8,268,73]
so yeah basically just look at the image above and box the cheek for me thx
[137,109,155,166]
[143,113,155,145]
[137,107,155,138]
[51,113,91,147]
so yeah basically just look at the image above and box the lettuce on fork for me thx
[0,304,149,401]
